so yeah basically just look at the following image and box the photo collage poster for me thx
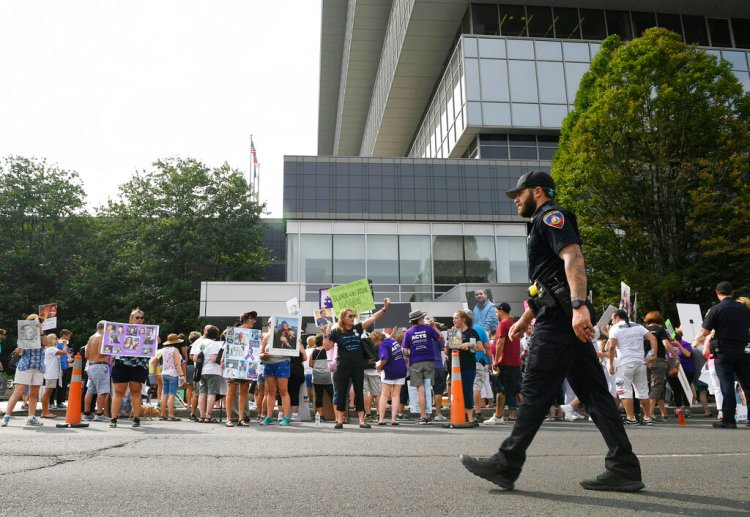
[101,321,160,358]
[446,328,462,349]
[223,326,262,381]
[267,315,301,357]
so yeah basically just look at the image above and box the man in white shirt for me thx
[607,310,657,425]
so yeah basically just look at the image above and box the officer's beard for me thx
[519,195,537,218]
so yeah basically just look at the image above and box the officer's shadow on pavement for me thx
[494,489,748,516]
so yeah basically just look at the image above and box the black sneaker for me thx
[580,471,644,492]
[189,414,198,422]
[712,421,737,429]
[132,417,141,428]
[109,418,118,428]
[459,455,514,490]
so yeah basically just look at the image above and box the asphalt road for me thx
[1,415,748,516]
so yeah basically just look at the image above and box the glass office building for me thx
[201,0,750,320]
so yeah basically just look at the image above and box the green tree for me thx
[553,28,750,315]
[0,156,93,347]
[98,158,269,333]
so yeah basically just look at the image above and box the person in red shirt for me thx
[484,303,523,425]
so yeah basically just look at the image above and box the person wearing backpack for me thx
[310,334,333,419]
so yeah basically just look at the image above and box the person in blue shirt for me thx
[472,324,493,420]
[2,315,46,427]
[472,290,499,334]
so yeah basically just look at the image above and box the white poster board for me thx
[17,320,41,349]
[267,315,301,357]
[676,303,703,342]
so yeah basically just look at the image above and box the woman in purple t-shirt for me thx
[667,329,696,414]
[374,330,406,426]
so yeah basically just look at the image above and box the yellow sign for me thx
[329,279,375,316]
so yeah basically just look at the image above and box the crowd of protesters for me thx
[2,289,748,429]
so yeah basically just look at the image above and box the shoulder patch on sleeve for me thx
[543,210,565,229]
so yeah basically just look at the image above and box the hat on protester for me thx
[408,310,428,322]
[716,281,733,294]
[496,302,511,313]
[240,310,258,322]
[163,333,184,345]
[505,170,555,199]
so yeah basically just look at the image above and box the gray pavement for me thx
[1,412,748,516]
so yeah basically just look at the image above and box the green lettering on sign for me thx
[329,278,375,316]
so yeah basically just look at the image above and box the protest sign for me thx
[319,288,333,309]
[38,303,57,331]
[374,303,411,328]
[596,305,618,337]
[665,319,677,339]
[100,321,159,358]
[268,315,301,357]
[676,303,703,342]
[446,328,462,349]
[408,378,433,414]
[619,282,632,318]
[329,279,374,315]
[223,326,262,381]
[314,308,334,330]
[676,365,694,406]
[17,320,41,349]
[286,297,301,316]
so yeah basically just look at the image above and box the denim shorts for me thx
[305,373,313,389]
[263,360,290,379]
[162,375,179,395]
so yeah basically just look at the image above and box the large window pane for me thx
[482,102,511,125]
[527,6,554,38]
[464,58,481,100]
[563,42,590,62]
[632,12,657,36]
[683,15,708,46]
[535,40,562,61]
[433,235,465,287]
[286,234,299,282]
[300,234,332,284]
[722,51,748,71]
[732,19,750,49]
[657,13,683,40]
[579,9,606,40]
[478,38,506,58]
[480,59,509,101]
[465,236,497,283]
[554,7,581,39]
[565,62,589,101]
[367,235,399,284]
[537,62,567,103]
[472,3,499,35]
[333,235,364,283]
[606,11,633,40]
[511,104,540,127]
[540,104,568,127]
[499,4,527,37]
[496,236,528,283]
[708,18,732,47]
[399,235,432,286]
[508,60,538,102]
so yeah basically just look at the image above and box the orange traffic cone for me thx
[56,354,89,429]
[442,350,473,428]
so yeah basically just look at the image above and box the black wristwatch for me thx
[571,299,586,310]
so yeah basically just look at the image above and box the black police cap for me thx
[505,170,555,199]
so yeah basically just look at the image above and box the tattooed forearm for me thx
[559,244,588,300]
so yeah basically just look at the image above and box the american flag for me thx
[251,138,258,180]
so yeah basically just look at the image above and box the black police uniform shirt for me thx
[329,323,365,368]
[703,298,750,343]
[526,200,581,288]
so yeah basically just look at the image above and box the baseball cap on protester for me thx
[505,170,555,199]
[716,281,733,294]
[496,302,511,313]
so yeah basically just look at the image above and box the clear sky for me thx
[0,1,321,217]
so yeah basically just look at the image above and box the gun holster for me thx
[528,279,573,317]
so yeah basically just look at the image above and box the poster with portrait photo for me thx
[38,303,58,331]
[464,289,494,311]
[100,320,159,358]
[223,326,262,380]
[314,308,334,329]
[267,315,301,357]
[17,320,42,349]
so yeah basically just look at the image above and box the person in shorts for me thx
[223,311,256,426]
[2,314,46,427]
[109,308,150,429]
[83,321,112,422]
[402,310,443,425]
[196,325,224,423]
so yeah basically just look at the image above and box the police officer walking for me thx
[461,170,643,491]
[693,281,750,429]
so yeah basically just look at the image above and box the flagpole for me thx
[249,134,253,188]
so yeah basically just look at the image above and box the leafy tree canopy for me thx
[553,28,750,317]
